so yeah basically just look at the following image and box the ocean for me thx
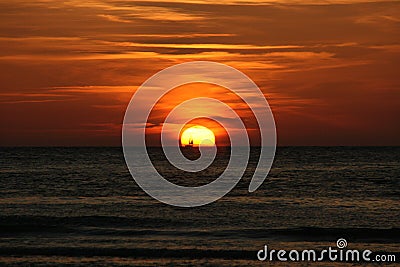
[0,147,399,266]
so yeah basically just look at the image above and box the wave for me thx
[0,247,252,260]
[1,215,399,243]
[0,247,398,262]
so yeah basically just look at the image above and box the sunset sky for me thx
[0,0,399,146]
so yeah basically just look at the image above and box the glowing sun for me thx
[180,125,215,146]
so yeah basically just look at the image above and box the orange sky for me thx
[0,0,399,146]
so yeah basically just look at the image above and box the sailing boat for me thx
[185,136,194,148]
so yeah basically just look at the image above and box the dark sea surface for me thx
[0,147,399,266]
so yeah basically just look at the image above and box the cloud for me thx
[97,14,131,23]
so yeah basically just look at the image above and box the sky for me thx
[0,0,399,146]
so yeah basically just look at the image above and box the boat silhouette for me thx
[184,137,194,148]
